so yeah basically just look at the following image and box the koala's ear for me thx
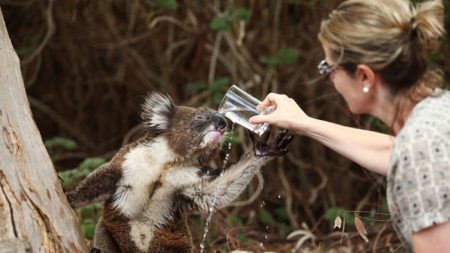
[141,92,176,132]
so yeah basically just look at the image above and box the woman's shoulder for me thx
[404,88,450,130]
[393,89,450,155]
[420,88,450,109]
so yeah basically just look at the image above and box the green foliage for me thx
[278,223,291,236]
[78,203,102,239]
[229,214,244,226]
[209,77,230,105]
[15,36,40,58]
[277,48,299,64]
[186,81,206,95]
[77,157,106,171]
[187,77,231,107]
[369,117,390,134]
[211,18,230,32]
[81,223,96,239]
[230,8,251,22]
[260,48,299,68]
[274,206,289,221]
[237,233,247,242]
[45,136,78,150]
[15,47,34,58]
[153,0,178,11]
[221,131,242,147]
[210,8,251,32]
[289,0,319,7]
[259,210,275,225]
[58,157,106,187]
[325,207,354,226]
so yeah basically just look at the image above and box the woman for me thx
[250,0,449,252]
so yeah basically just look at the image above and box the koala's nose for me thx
[213,113,227,131]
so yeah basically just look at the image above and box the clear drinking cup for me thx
[218,85,273,136]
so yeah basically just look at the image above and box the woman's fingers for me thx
[256,93,283,110]
[249,114,270,124]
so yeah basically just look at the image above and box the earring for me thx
[362,86,369,93]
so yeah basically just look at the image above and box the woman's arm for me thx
[301,118,393,175]
[250,93,393,175]
[412,221,450,253]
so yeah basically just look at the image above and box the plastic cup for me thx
[218,85,272,136]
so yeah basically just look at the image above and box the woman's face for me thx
[323,46,370,114]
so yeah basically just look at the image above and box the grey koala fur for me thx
[66,92,292,253]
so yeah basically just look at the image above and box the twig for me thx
[230,170,264,207]
[21,0,55,66]
[148,15,194,33]
[126,0,139,37]
[28,96,96,149]
[208,31,223,85]
[355,178,381,213]
[277,158,299,229]
[372,223,388,253]
[23,54,41,88]
[272,0,282,51]
[93,31,153,49]
[121,124,144,146]
[224,32,252,79]
[205,42,236,78]
[308,165,328,205]
[0,0,37,6]
[286,152,312,169]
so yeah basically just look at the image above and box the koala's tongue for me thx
[204,131,223,145]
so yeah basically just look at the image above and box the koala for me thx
[66,92,292,253]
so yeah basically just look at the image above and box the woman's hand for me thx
[249,93,311,135]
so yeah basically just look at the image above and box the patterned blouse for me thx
[387,89,450,252]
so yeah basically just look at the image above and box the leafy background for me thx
[1,0,449,252]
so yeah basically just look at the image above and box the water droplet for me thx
[277,195,282,199]
[264,234,268,240]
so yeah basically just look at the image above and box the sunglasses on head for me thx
[317,60,336,77]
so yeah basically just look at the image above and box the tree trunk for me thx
[0,8,87,253]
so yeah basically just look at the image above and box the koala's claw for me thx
[89,248,101,253]
[250,129,293,157]
[275,129,293,148]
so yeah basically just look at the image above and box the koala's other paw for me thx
[89,247,101,253]
[250,129,293,157]
[65,191,78,208]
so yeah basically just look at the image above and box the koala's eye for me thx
[194,115,207,121]
[194,113,212,121]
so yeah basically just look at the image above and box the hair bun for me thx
[414,0,445,52]
[409,17,418,30]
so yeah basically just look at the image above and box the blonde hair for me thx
[318,0,445,97]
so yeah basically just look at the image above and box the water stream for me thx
[199,122,235,253]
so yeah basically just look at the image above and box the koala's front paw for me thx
[250,129,293,157]
[65,191,78,208]
[89,247,101,253]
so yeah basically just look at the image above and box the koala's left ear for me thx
[141,92,176,132]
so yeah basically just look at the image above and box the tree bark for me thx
[0,8,87,253]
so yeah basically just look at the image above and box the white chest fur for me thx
[113,137,176,218]
[112,136,209,251]
[138,166,201,224]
